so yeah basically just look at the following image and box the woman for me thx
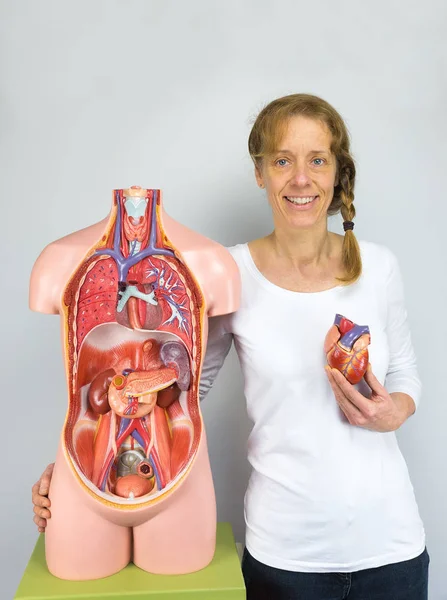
[32,94,428,599]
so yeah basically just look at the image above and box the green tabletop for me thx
[15,522,245,599]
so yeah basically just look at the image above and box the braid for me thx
[338,162,361,284]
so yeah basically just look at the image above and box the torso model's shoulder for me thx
[170,224,240,279]
[29,220,107,314]
[163,218,241,317]
[190,239,241,318]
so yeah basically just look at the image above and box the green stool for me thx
[15,522,246,599]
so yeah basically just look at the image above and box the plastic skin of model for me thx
[29,187,240,581]
[324,314,371,384]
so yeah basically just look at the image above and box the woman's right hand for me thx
[32,463,54,533]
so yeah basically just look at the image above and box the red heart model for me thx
[324,314,371,384]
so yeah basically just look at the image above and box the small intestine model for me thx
[324,314,371,384]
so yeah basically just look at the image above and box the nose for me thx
[291,163,311,187]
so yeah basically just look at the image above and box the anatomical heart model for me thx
[29,187,240,580]
[324,314,371,384]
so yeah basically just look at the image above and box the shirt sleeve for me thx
[384,250,422,409]
[199,313,234,401]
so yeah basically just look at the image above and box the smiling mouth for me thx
[285,195,318,205]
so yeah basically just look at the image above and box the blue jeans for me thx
[242,547,429,600]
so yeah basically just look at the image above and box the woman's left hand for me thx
[325,365,415,432]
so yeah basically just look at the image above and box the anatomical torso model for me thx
[29,187,240,580]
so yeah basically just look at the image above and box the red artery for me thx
[97,417,151,492]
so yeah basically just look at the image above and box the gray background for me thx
[1,1,446,598]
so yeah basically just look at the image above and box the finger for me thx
[325,367,355,404]
[325,367,363,420]
[34,505,51,519]
[32,491,51,508]
[337,401,356,425]
[364,365,386,396]
[39,464,54,495]
[32,492,50,508]
[39,480,50,495]
[329,368,373,413]
[336,391,363,423]
[34,515,47,529]
[31,483,41,504]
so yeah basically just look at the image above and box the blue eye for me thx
[312,158,325,166]
[276,158,289,167]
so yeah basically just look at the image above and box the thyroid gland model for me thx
[29,187,240,580]
[324,314,371,384]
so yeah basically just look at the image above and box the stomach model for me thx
[61,188,205,508]
[325,314,371,384]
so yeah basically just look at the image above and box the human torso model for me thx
[29,187,240,580]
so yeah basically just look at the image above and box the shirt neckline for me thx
[241,242,347,298]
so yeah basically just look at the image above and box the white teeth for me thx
[286,196,316,205]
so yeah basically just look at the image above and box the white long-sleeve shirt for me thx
[200,240,425,573]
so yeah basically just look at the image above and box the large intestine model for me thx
[63,187,204,504]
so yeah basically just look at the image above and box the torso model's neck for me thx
[96,187,174,283]
[114,187,170,248]
[100,188,169,228]
[117,187,159,253]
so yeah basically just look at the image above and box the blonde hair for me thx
[248,93,361,285]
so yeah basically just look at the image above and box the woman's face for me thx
[256,116,338,232]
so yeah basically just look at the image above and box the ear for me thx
[254,164,264,189]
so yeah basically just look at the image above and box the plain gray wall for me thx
[1,1,446,598]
